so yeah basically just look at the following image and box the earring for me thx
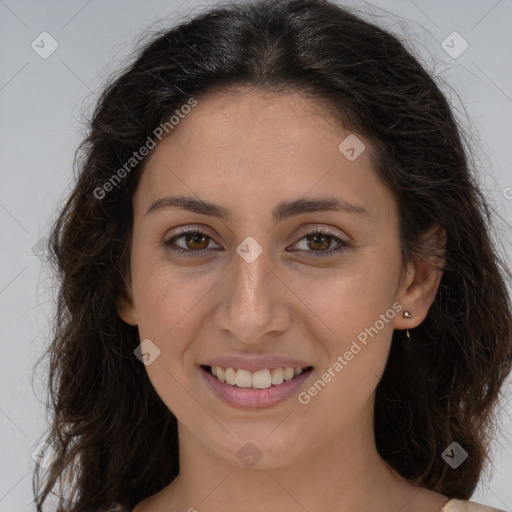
[402,310,413,340]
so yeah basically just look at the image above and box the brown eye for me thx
[163,229,219,256]
[290,229,350,258]
[183,232,210,250]
[306,233,332,251]
[164,228,350,259]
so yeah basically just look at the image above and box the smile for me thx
[200,364,314,409]
[204,365,311,388]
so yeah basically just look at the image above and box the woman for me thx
[34,0,512,511]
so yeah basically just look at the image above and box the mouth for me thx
[199,364,314,409]
[200,364,313,389]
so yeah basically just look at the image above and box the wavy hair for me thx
[34,0,512,510]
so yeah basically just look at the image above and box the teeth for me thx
[271,367,283,385]
[252,369,272,389]
[235,369,253,388]
[225,367,236,385]
[208,366,307,388]
[283,367,295,381]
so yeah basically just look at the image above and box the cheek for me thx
[298,271,398,421]
[133,263,212,340]
[294,248,401,342]
[131,263,216,412]
[294,247,401,401]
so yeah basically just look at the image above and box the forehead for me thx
[135,89,395,223]
[160,88,347,154]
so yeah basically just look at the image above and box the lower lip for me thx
[200,367,313,409]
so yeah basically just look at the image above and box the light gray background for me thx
[1,0,511,511]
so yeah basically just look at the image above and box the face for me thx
[117,88,435,470]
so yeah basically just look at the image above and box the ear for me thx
[116,288,138,326]
[394,224,446,330]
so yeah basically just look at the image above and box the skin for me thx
[117,88,448,512]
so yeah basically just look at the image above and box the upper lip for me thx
[202,354,312,372]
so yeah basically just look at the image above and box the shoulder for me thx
[441,499,507,512]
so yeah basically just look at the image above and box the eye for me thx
[289,228,350,258]
[163,229,220,257]
[163,227,350,258]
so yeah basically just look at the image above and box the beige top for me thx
[441,499,507,512]
[111,498,507,511]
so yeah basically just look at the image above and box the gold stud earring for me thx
[402,310,413,340]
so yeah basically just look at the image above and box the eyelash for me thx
[163,227,350,259]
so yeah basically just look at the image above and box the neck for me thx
[150,400,440,512]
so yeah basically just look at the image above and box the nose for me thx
[214,246,291,345]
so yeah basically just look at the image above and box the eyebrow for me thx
[145,195,369,222]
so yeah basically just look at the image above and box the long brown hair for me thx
[34,0,512,510]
